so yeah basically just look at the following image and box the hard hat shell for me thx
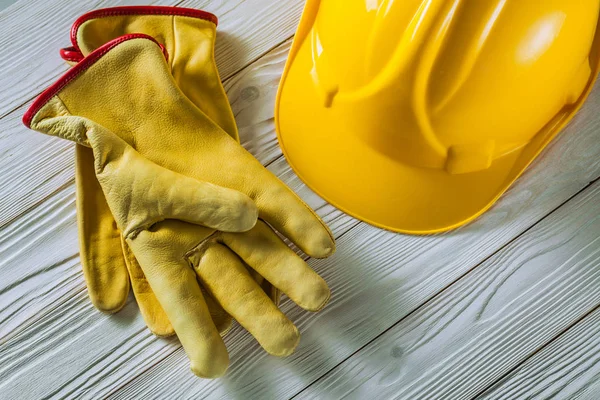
[275,0,600,234]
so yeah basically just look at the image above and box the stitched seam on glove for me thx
[24,34,164,128]
[185,232,222,263]
[70,6,218,56]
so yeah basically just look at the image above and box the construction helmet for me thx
[275,0,600,234]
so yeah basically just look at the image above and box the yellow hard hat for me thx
[275,0,600,234]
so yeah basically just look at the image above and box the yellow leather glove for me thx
[24,34,335,378]
[59,6,278,336]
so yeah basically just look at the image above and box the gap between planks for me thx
[297,179,600,399]
[104,25,600,399]
[294,177,600,400]
[0,0,304,119]
[2,0,600,398]
[479,303,600,399]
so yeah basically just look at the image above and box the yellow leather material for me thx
[26,35,335,378]
[74,145,129,312]
[73,10,237,138]
[276,0,600,233]
[64,7,278,336]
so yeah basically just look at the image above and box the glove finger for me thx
[121,243,232,337]
[127,225,229,378]
[211,132,334,257]
[190,242,300,356]
[76,145,130,313]
[253,171,335,259]
[222,220,330,312]
[160,172,258,233]
[200,285,233,334]
[263,282,282,307]
[247,267,281,306]
[87,125,258,235]
[123,239,234,336]
[121,238,174,337]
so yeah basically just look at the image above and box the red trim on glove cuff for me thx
[61,6,217,62]
[24,34,167,128]
[59,46,84,63]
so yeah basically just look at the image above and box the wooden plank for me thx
[3,26,600,400]
[180,0,302,80]
[0,105,75,228]
[0,12,295,229]
[480,307,600,400]
[298,181,600,400]
[0,126,353,400]
[1,2,600,399]
[0,0,174,117]
[0,1,332,397]
[0,184,78,340]
[102,88,600,399]
[0,0,302,117]
[224,38,294,165]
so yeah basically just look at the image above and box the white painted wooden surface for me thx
[1,1,599,399]
[481,306,600,400]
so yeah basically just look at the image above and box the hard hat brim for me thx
[275,4,600,234]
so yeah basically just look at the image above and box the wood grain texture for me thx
[2,0,600,398]
[225,38,294,166]
[179,0,303,80]
[0,0,171,117]
[298,181,600,400]
[0,1,339,398]
[0,140,353,400]
[0,0,302,117]
[99,46,600,398]
[480,306,600,400]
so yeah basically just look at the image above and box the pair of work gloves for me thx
[23,7,335,378]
